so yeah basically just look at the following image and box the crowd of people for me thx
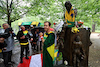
[0,21,55,67]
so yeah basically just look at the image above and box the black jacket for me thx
[0,42,7,49]
[33,33,38,42]
[17,30,31,43]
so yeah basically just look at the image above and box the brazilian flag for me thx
[43,31,55,67]
[65,7,75,27]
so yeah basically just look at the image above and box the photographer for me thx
[0,36,7,64]
[0,33,8,52]
[0,32,10,62]
[2,23,15,67]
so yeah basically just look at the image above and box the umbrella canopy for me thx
[31,26,44,35]
[22,22,32,25]
[18,22,22,26]
[31,22,39,26]
[38,23,44,27]
[34,26,44,29]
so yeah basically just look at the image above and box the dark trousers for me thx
[3,50,12,67]
[40,41,42,50]
[0,53,3,58]
[37,41,42,51]
[0,53,5,67]
[32,42,37,51]
[20,45,28,61]
[33,44,36,50]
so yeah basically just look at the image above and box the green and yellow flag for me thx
[43,31,55,67]
[65,7,75,27]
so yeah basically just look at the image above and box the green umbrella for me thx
[22,22,32,25]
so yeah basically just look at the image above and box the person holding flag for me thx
[39,21,55,67]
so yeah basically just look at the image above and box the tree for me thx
[26,0,65,24]
[0,0,29,26]
[0,0,99,29]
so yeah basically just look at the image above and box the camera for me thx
[0,33,8,39]
[5,27,13,33]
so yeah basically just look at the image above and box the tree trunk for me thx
[92,24,95,32]
[6,0,11,26]
[7,13,11,26]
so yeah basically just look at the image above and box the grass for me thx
[95,30,100,33]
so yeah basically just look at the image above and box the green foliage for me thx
[0,0,100,31]
[0,0,31,25]
[0,19,6,28]
[27,0,100,26]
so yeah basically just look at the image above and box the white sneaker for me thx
[0,58,4,63]
[64,60,68,65]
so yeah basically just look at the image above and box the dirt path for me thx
[89,33,100,67]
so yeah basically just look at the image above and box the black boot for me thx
[20,60,23,63]
[25,57,29,59]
